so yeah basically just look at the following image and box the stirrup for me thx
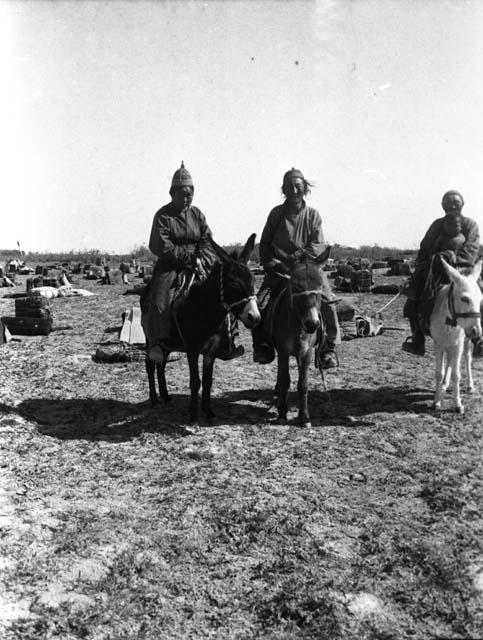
[216,345,245,361]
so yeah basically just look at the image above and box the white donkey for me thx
[430,258,482,414]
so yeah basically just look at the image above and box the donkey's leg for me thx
[145,357,158,406]
[433,347,445,410]
[463,337,474,394]
[450,345,464,414]
[442,353,451,392]
[187,350,201,422]
[276,352,290,422]
[156,359,170,404]
[296,349,312,428]
[201,355,216,420]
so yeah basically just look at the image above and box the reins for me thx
[218,261,256,314]
[444,281,481,327]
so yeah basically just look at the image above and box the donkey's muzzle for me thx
[467,323,482,340]
[240,299,261,329]
[304,318,320,334]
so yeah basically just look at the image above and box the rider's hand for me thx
[439,249,457,265]
[265,259,288,275]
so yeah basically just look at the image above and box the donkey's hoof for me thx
[299,421,312,429]
[183,424,201,436]
[466,386,474,395]
[455,405,465,415]
[433,402,442,411]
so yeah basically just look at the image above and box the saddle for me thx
[403,253,455,336]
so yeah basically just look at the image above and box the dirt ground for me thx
[0,271,482,640]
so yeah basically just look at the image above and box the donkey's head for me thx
[210,233,261,329]
[284,246,331,335]
[441,257,483,339]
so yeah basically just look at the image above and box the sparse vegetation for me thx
[1,269,482,639]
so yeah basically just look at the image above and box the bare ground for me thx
[0,272,482,640]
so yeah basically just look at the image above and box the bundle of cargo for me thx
[139,264,154,278]
[85,265,104,280]
[26,275,45,292]
[371,261,388,270]
[390,261,411,276]
[70,262,83,274]
[1,295,53,336]
[337,263,353,279]
[351,268,373,293]
[102,268,124,285]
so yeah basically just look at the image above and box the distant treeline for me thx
[1,243,418,265]
[222,243,417,263]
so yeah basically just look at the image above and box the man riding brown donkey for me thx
[402,189,481,356]
[145,162,243,363]
[251,167,340,370]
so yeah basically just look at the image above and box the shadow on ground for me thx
[3,384,436,441]
[223,385,436,427]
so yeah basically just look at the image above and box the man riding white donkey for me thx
[402,189,482,357]
[403,190,483,413]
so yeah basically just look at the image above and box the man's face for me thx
[283,177,305,207]
[442,194,464,216]
[172,186,193,212]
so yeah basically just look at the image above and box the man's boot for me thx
[402,330,425,356]
[252,323,274,364]
[318,342,338,369]
[215,317,244,361]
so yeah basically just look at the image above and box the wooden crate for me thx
[1,315,53,336]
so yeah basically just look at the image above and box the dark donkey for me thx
[141,234,260,422]
[270,246,332,428]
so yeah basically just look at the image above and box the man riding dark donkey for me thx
[146,162,243,363]
[402,189,481,356]
[252,168,340,369]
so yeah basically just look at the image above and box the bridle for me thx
[445,281,481,327]
[219,261,256,315]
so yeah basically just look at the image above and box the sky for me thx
[1,0,483,254]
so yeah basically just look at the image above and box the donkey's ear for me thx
[238,233,256,264]
[470,258,483,281]
[209,237,230,262]
[439,256,460,281]
[315,245,331,264]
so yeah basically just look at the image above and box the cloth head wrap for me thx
[170,161,194,191]
[283,167,305,184]
[442,190,464,207]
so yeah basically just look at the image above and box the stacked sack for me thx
[1,296,53,336]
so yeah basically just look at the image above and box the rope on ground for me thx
[375,290,401,315]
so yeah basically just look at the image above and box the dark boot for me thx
[318,342,338,369]
[251,323,274,364]
[473,337,483,358]
[402,331,425,356]
[215,318,244,361]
